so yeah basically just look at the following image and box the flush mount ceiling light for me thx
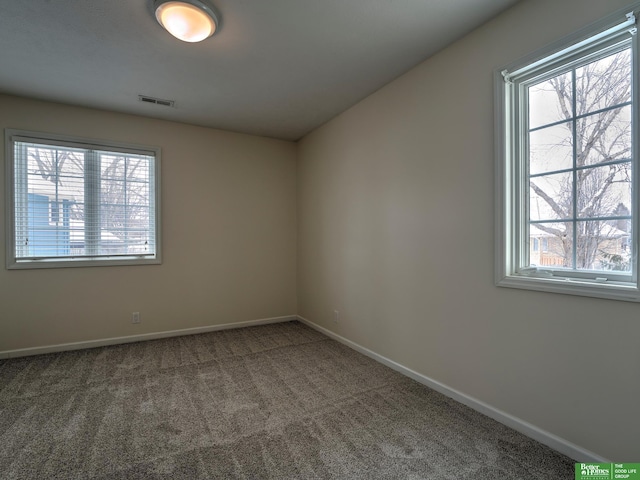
[154,0,220,43]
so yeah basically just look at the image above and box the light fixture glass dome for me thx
[154,0,219,43]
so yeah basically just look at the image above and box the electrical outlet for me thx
[132,312,141,324]
[333,310,339,323]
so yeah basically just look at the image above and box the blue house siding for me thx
[27,193,71,257]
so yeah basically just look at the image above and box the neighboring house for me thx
[26,193,71,257]
[25,193,125,258]
[529,223,630,269]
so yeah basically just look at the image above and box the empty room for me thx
[0,0,638,478]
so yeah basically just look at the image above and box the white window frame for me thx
[5,129,162,269]
[495,6,640,301]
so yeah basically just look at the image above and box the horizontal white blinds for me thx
[14,140,156,260]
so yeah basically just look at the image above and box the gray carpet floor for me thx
[0,321,574,479]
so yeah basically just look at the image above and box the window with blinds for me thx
[6,130,161,268]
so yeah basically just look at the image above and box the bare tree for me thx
[99,155,151,244]
[26,148,151,246]
[529,47,632,270]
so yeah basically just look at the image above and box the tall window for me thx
[496,11,639,301]
[5,130,161,268]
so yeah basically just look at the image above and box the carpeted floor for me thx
[0,321,574,479]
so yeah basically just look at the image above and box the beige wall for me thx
[0,95,297,351]
[297,0,640,461]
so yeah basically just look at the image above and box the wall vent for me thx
[138,95,175,107]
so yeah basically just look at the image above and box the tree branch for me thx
[530,181,567,219]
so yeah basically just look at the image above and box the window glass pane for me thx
[576,163,631,219]
[576,220,631,271]
[576,48,631,116]
[99,154,152,256]
[530,172,573,221]
[23,145,85,258]
[576,105,631,167]
[26,146,84,200]
[529,122,573,175]
[529,72,572,129]
[70,214,86,256]
[126,157,151,183]
[529,222,573,268]
[100,155,126,180]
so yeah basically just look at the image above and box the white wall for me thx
[297,0,640,461]
[0,94,297,352]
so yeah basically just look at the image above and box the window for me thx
[541,238,548,252]
[49,200,61,224]
[5,130,161,269]
[495,9,640,301]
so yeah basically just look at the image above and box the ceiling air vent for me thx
[138,95,175,107]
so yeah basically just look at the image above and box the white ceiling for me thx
[0,0,519,141]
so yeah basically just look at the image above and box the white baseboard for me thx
[297,315,608,463]
[0,315,297,359]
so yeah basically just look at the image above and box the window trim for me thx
[5,129,162,269]
[495,5,640,302]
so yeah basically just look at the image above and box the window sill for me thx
[497,274,640,302]
[7,256,161,270]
